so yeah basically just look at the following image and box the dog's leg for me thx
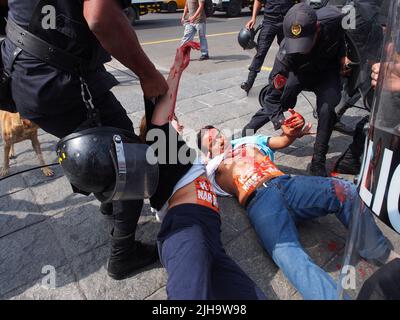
[31,135,54,177]
[9,144,16,159]
[1,144,11,177]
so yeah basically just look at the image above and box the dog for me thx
[0,110,54,177]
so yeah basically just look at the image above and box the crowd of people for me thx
[1,0,399,300]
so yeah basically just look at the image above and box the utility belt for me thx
[6,18,97,74]
[0,19,101,127]
[263,13,286,22]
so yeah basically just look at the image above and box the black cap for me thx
[283,3,318,54]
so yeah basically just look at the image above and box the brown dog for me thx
[0,110,54,177]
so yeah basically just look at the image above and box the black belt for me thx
[244,183,267,209]
[244,190,257,209]
[244,176,282,209]
[6,18,94,74]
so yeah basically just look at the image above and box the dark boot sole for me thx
[308,163,328,177]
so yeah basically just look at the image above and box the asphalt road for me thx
[133,11,279,75]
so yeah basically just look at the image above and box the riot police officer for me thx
[1,0,168,280]
[242,3,349,176]
[334,0,389,174]
[240,0,300,93]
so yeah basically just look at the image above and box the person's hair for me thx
[139,115,147,143]
[196,125,218,150]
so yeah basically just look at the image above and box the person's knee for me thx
[332,178,357,204]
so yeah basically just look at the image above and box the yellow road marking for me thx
[261,66,273,72]
[140,31,238,46]
[248,65,273,72]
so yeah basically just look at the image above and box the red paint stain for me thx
[358,267,366,280]
[336,264,342,270]
[327,241,338,252]
[333,180,347,204]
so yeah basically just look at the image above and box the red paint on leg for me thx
[333,180,347,204]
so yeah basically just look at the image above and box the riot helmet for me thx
[56,127,159,202]
[238,26,261,50]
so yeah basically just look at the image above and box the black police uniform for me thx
[242,0,300,92]
[357,258,400,300]
[2,0,156,279]
[334,0,389,174]
[243,5,346,175]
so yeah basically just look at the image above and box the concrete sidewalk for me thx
[0,60,399,300]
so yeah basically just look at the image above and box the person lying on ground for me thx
[197,114,400,300]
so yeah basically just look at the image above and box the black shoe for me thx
[107,233,159,280]
[240,81,252,93]
[240,71,257,94]
[333,121,355,136]
[199,54,209,61]
[334,148,361,175]
[309,161,328,177]
[309,143,328,177]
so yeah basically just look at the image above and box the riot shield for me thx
[338,0,400,299]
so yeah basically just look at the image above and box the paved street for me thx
[135,10,277,74]
[0,12,399,300]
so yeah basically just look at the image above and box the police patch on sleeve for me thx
[273,74,287,90]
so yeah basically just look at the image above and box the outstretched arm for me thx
[268,109,314,150]
[151,42,200,126]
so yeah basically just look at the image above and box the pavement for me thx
[1,12,400,300]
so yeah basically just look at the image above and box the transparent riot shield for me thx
[338,0,400,299]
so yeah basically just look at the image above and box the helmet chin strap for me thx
[111,135,127,201]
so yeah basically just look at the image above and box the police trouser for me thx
[33,90,142,238]
[248,15,284,74]
[244,70,341,150]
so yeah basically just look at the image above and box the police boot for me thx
[241,71,257,94]
[107,232,159,280]
[309,143,329,177]
[333,121,355,136]
[334,147,361,175]
[333,103,354,135]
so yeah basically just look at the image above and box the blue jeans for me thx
[181,22,209,56]
[246,175,390,300]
